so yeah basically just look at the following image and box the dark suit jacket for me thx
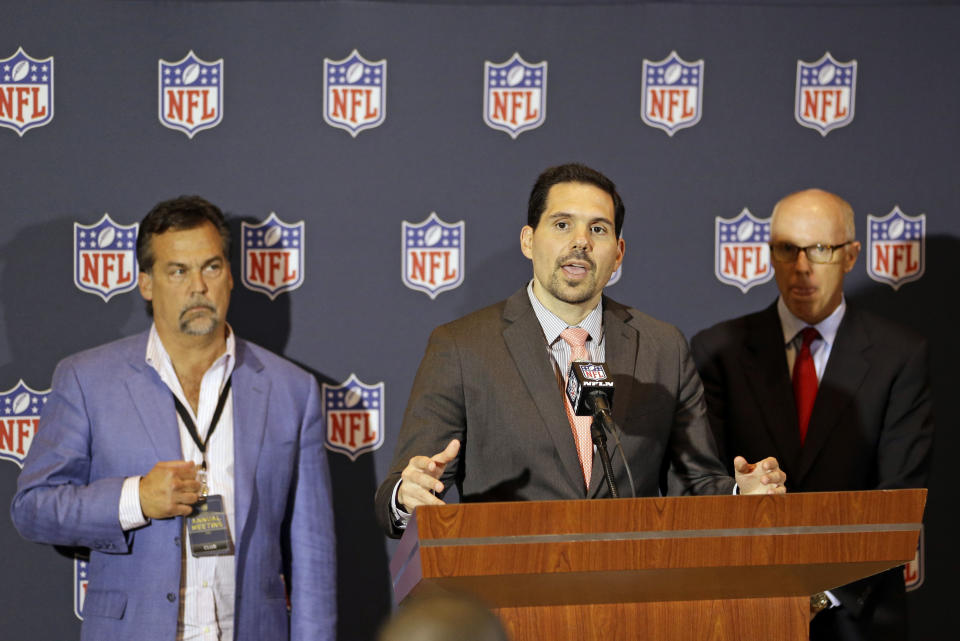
[690,302,933,641]
[12,331,336,641]
[375,287,734,537]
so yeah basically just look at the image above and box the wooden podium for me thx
[390,489,925,641]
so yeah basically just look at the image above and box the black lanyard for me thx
[172,377,232,470]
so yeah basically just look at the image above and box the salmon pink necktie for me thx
[560,328,593,489]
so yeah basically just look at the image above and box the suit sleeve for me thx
[664,328,735,496]
[374,324,466,537]
[10,359,131,553]
[689,331,732,470]
[876,337,934,490]
[289,378,337,641]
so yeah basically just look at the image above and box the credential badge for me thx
[0,47,53,136]
[159,51,223,138]
[241,212,305,299]
[641,51,703,136]
[323,50,386,137]
[74,213,139,301]
[323,374,384,461]
[867,207,925,290]
[483,53,547,138]
[795,52,856,136]
[402,212,464,299]
[0,380,49,468]
[714,208,772,293]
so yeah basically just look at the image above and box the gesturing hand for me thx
[397,439,461,512]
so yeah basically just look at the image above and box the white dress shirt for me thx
[118,324,237,641]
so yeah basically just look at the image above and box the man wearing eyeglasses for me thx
[690,188,933,641]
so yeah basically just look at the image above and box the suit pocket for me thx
[259,597,290,638]
[83,589,127,619]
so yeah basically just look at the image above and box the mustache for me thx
[557,250,595,269]
[179,299,217,319]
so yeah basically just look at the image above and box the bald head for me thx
[769,188,861,325]
[771,189,855,241]
[378,593,510,641]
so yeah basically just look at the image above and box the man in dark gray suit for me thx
[375,163,785,538]
[690,188,933,640]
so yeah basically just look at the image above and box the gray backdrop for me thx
[1,1,956,639]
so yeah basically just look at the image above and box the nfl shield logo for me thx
[323,50,386,137]
[241,212,305,299]
[402,212,465,299]
[904,525,924,592]
[867,207,925,290]
[607,263,622,287]
[795,52,856,136]
[159,51,223,138]
[715,208,773,293]
[323,374,384,461]
[74,213,139,301]
[0,379,49,468]
[483,53,547,138]
[641,51,703,136]
[74,552,90,620]
[580,364,607,381]
[0,47,53,136]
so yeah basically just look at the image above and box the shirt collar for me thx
[777,296,846,348]
[145,323,236,384]
[526,280,604,345]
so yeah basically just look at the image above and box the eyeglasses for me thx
[769,241,853,264]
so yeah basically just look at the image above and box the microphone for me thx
[565,362,618,498]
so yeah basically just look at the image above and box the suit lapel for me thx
[124,332,183,461]
[587,300,636,498]
[797,309,869,482]
[230,339,269,544]
[741,305,804,475]
[502,290,585,497]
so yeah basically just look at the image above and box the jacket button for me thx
[174,536,180,546]
[167,593,176,602]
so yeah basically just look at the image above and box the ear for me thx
[615,237,626,269]
[138,270,153,301]
[843,241,861,273]
[520,225,534,259]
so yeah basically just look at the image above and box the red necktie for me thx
[560,328,592,489]
[792,327,820,444]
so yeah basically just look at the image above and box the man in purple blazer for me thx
[11,197,335,641]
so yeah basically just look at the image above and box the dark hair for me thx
[137,195,231,272]
[527,163,625,237]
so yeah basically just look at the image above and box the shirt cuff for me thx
[824,590,841,608]
[390,479,412,530]
[119,476,150,531]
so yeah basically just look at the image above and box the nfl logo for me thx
[323,50,386,137]
[159,51,223,138]
[483,53,547,138]
[74,552,90,620]
[0,379,49,468]
[715,208,773,293]
[607,263,622,287]
[323,374,384,461]
[795,52,856,136]
[74,213,139,302]
[579,364,607,381]
[641,51,703,136]
[867,207,925,290]
[0,47,53,136]
[241,212,305,300]
[402,212,465,299]
[904,525,924,591]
